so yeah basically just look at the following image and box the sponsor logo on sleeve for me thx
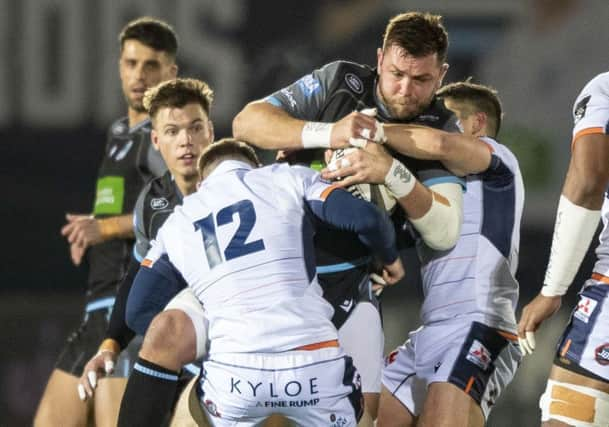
[574,296,598,323]
[345,73,363,94]
[595,343,609,365]
[280,88,297,108]
[574,95,591,123]
[298,74,321,96]
[466,339,492,370]
[93,176,125,215]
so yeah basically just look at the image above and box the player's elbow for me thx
[232,101,264,143]
[232,106,250,141]
[423,213,461,251]
[410,192,463,251]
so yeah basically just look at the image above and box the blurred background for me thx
[2,0,609,425]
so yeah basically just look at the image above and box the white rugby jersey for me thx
[417,137,524,333]
[574,72,609,280]
[145,160,338,354]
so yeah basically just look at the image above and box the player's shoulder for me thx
[315,60,375,84]
[580,71,609,95]
[107,116,129,136]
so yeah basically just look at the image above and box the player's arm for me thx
[383,124,493,176]
[233,62,378,151]
[307,187,404,284]
[322,143,463,251]
[61,213,135,265]
[518,132,609,354]
[125,254,188,336]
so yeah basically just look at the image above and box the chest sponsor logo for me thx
[345,73,363,94]
[466,339,492,371]
[574,296,597,323]
[298,74,321,96]
[595,343,609,365]
[574,95,591,123]
[150,197,169,210]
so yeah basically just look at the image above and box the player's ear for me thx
[170,63,178,79]
[473,111,487,136]
[208,120,214,142]
[437,63,449,89]
[151,129,160,151]
[376,48,384,72]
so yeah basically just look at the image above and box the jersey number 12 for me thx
[194,199,265,268]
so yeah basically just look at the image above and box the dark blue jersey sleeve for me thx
[307,188,398,264]
[126,254,188,335]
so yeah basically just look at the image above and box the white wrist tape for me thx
[302,122,333,149]
[384,159,415,199]
[542,195,600,297]
[349,108,387,147]
[410,184,462,251]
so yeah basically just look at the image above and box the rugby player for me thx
[125,138,404,426]
[324,81,524,426]
[518,72,609,427]
[34,17,178,427]
[232,12,464,424]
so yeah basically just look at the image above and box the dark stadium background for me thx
[1,1,605,425]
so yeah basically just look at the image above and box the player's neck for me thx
[175,175,197,197]
[128,109,149,129]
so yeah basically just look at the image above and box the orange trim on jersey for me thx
[294,339,339,351]
[497,330,518,342]
[560,339,572,357]
[141,258,153,268]
[591,272,609,285]
[320,185,339,201]
[464,376,475,394]
[571,127,605,150]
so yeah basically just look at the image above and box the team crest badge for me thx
[150,197,169,210]
[466,339,492,370]
[595,343,609,365]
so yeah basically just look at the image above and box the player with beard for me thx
[233,11,464,425]
[34,17,178,427]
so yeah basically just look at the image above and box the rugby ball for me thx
[329,148,397,213]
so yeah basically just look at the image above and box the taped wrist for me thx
[98,338,120,355]
[542,195,600,296]
[98,217,123,240]
[384,159,415,199]
[302,122,332,149]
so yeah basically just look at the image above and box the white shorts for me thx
[194,347,363,426]
[338,301,383,393]
[555,280,609,381]
[382,319,521,419]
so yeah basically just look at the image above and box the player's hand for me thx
[330,111,379,149]
[77,349,117,401]
[321,142,393,187]
[382,258,404,285]
[517,293,562,356]
[61,214,103,265]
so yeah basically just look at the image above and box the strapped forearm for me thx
[542,195,601,296]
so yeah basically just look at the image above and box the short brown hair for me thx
[437,80,503,137]
[119,17,178,59]
[198,138,260,179]
[382,12,448,63]
[143,78,214,121]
